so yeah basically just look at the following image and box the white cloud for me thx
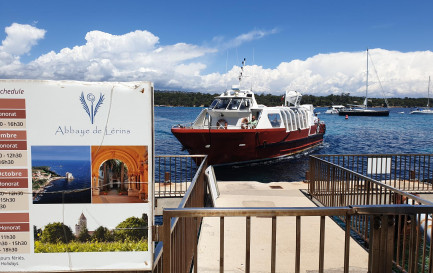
[221,28,279,49]
[210,49,433,98]
[0,23,432,98]
[0,23,45,64]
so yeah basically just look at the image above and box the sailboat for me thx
[339,49,390,116]
[410,76,433,114]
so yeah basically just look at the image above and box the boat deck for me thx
[197,181,369,273]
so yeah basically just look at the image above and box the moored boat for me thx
[171,62,325,165]
[410,76,433,115]
[324,105,346,114]
[338,49,389,117]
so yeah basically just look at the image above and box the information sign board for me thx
[0,80,154,271]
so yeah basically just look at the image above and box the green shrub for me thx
[77,227,91,242]
[40,222,74,244]
[114,217,147,242]
[92,226,114,242]
[34,240,148,253]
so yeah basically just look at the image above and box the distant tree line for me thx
[155,90,429,108]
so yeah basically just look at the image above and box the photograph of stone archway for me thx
[91,146,148,203]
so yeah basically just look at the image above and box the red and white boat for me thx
[171,65,326,165]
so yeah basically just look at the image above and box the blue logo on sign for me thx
[80,92,105,124]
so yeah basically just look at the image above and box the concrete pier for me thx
[197,181,369,273]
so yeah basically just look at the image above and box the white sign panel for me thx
[0,80,154,271]
[367,157,391,174]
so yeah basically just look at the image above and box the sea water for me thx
[32,159,91,203]
[155,106,433,182]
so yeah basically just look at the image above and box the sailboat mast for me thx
[365,48,369,109]
[427,76,430,108]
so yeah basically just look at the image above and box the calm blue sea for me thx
[155,106,433,182]
[32,159,91,203]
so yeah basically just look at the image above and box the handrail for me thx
[164,206,351,217]
[308,154,433,273]
[153,155,208,273]
[313,153,433,157]
[160,205,433,273]
[310,155,433,205]
[154,155,206,198]
[168,155,208,232]
[156,155,206,158]
[163,205,433,217]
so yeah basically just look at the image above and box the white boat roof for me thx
[217,85,255,98]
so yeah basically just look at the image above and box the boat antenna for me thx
[225,51,228,90]
[238,58,246,85]
[252,48,255,90]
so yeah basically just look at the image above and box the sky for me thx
[31,146,90,161]
[1,0,433,98]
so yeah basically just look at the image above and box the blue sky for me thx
[32,146,90,161]
[1,0,433,97]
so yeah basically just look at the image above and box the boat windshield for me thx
[239,99,251,110]
[214,98,231,109]
[227,98,242,110]
[208,99,220,109]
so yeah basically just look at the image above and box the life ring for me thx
[240,118,249,129]
[216,119,228,129]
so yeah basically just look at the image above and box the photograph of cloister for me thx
[91,145,148,203]
[34,212,148,253]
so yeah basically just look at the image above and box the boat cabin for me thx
[189,88,318,133]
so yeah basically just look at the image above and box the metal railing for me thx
[308,154,433,273]
[154,155,205,198]
[311,154,433,193]
[153,154,433,273]
[153,155,208,273]
[159,205,433,273]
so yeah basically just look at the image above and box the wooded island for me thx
[155,90,428,108]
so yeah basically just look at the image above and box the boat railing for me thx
[172,123,193,129]
[191,108,208,128]
[308,154,433,273]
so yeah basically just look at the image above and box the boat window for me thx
[214,98,231,109]
[288,111,295,131]
[280,110,289,131]
[239,99,251,110]
[228,98,242,110]
[301,110,308,128]
[208,99,219,109]
[292,112,299,130]
[267,113,281,128]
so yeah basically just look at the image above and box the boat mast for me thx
[365,48,368,109]
[427,76,430,108]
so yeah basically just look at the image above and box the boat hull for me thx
[410,110,433,114]
[338,110,389,116]
[171,125,325,165]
